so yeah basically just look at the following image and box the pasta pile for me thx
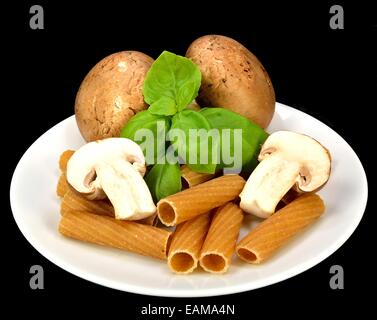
[57,150,325,274]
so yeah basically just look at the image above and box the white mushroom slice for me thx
[240,131,331,218]
[67,138,146,200]
[95,159,156,220]
[66,137,156,220]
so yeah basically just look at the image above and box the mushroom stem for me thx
[95,159,156,220]
[240,155,301,218]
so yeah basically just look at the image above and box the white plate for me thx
[10,102,368,297]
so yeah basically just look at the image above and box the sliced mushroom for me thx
[240,131,331,218]
[66,138,156,220]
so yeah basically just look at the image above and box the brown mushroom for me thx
[75,51,154,141]
[186,35,275,128]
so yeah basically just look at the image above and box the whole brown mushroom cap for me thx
[75,51,154,142]
[186,35,275,128]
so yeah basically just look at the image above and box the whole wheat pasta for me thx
[57,174,70,198]
[59,210,172,260]
[200,203,243,273]
[60,189,157,225]
[61,189,114,217]
[59,150,75,172]
[157,175,245,226]
[236,193,325,264]
[168,213,211,274]
[180,165,214,188]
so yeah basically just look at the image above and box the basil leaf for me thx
[148,96,177,116]
[145,162,182,202]
[169,109,218,174]
[176,81,197,111]
[143,51,201,115]
[200,108,268,172]
[120,110,170,165]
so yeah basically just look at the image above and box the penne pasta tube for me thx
[200,203,243,273]
[157,175,245,226]
[60,189,157,226]
[59,150,75,172]
[61,189,114,217]
[59,210,172,260]
[180,165,214,188]
[168,213,211,274]
[236,193,325,264]
[57,174,70,198]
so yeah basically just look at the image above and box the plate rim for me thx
[9,102,368,297]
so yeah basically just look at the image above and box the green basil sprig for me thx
[200,108,268,172]
[145,162,182,203]
[121,50,268,201]
[169,109,218,174]
[143,51,201,116]
[120,110,170,165]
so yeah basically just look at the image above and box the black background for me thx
[4,1,375,317]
